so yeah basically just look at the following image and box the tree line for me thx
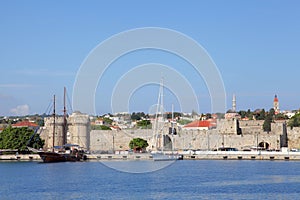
[0,126,44,152]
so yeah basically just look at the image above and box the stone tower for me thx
[41,112,90,151]
[68,112,90,151]
[274,95,280,114]
[42,116,65,151]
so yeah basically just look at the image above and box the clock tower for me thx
[273,95,280,115]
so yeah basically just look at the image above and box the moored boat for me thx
[36,88,86,163]
[38,144,85,163]
[151,79,182,161]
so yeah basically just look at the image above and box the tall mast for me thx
[161,77,164,152]
[52,95,56,152]
[63,87,67,145]
[171,104,174,154]
[153,77,164,151]
[161,77,164,120]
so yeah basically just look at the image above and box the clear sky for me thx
[1,1,300,116]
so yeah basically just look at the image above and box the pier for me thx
[182,151,300,161]
[86,153,153,160]
[1,151,300,161]
[0,154,41,161]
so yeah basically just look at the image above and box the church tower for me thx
[274,95,280,115]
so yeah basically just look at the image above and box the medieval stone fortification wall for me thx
[287,127,300,149]
[89,119,299,152]
[42,115,300,152]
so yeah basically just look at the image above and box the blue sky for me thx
[1,1,300,116]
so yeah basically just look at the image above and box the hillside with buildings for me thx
[1,94,300,153]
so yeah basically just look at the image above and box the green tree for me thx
[260,109,266,120]
[136,120,151,129]
[178,119,192,125]
[238,110,247,119]
[269,108,275,116]
[256,109,266,120]
[129,138,149,150]
[102,117,113,125]
[275,113,288,120]
[263,108,275,133]
[246,109,253,119]
[166,112,181,119]
[0,126,44,151]
[131,112,140,121]
[263,115,272,133]
[288,113,300,129]
[91,125,111,130]
[206,113,212,119]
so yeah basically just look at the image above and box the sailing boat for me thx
[37,88,85,163]
[151,79,182,161]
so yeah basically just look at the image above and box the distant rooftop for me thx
[12,121,38,127]
[184,119,216,128]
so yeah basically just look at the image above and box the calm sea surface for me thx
[1,160,300,200]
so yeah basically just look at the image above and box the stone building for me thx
[41,116,65,151]
[68,112,90,150]
[42,112,300,153]
[41,112,90,151]
[41,92,300,152]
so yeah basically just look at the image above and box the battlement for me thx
[68,112,90,125]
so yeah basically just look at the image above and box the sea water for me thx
[1,160,300,199]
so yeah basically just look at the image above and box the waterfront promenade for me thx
[2,151,300,161]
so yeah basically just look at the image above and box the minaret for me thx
[232,94,236,112]
[274,95,280,115]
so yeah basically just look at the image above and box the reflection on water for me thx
[1,160,300,199]
[202,175,300,187]
[99,160,175,173]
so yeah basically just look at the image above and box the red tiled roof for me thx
[110,125,121,130]
[12,121,38,127]
[184,120,216,128]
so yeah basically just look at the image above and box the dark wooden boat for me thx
[38,151,67,163]
[37,88,85,163]
[38,144,85,163]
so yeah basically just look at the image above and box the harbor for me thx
[2,150,300,161]
[2,2,300,199]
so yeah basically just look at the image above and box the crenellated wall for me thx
[88,129,283,152]
[42,115,300,152]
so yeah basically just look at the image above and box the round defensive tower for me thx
[68,112,90,151]
[42,116,65,151]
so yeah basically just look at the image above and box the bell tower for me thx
[273,95,280,115]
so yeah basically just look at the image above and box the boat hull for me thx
[38,152,82,163]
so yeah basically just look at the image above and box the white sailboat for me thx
[151,78,182,161]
